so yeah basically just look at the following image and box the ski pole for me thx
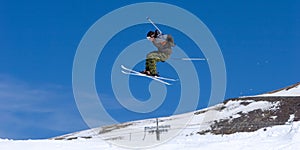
[146,17,163,34]
[171,58,207,61]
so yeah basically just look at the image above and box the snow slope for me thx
[256,82,300,97]
[1,121,299,150]
[1,82,300,149]
[50,99,282,148]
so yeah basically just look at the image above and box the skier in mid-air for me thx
[141,29,175,76]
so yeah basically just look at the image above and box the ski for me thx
[121,70,171,85]
[121,65,177,85]
[121,65,177,81]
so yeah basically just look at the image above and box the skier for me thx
[141,30,175,76]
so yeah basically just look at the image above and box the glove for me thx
[154,29,161,38]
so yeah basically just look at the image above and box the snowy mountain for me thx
[256,82,300,97]
[1,82,300,150]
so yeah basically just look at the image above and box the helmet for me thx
[147,31,155,38]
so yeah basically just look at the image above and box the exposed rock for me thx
[198,96,300,135]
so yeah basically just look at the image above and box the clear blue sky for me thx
[0,0,299,140]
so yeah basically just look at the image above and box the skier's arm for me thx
[156,34,168,45]
[158,35,175,47]
[153,34,175,48]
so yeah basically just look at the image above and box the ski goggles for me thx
[146,35,155,40]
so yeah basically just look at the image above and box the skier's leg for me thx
[159,52,170,62]
[145,51,160,76]
[146,58,160,75]
[144,51,170,76]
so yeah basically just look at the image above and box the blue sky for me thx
[0,0,299,139]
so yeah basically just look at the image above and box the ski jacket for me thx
[152,34,175,55]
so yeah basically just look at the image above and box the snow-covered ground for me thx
[1,82,299,149]
[256,83,300,97]
[1,121,299,150]
[1,99,299,150]
[47,99,281,149]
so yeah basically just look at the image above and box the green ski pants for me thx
[145,51,170,75]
